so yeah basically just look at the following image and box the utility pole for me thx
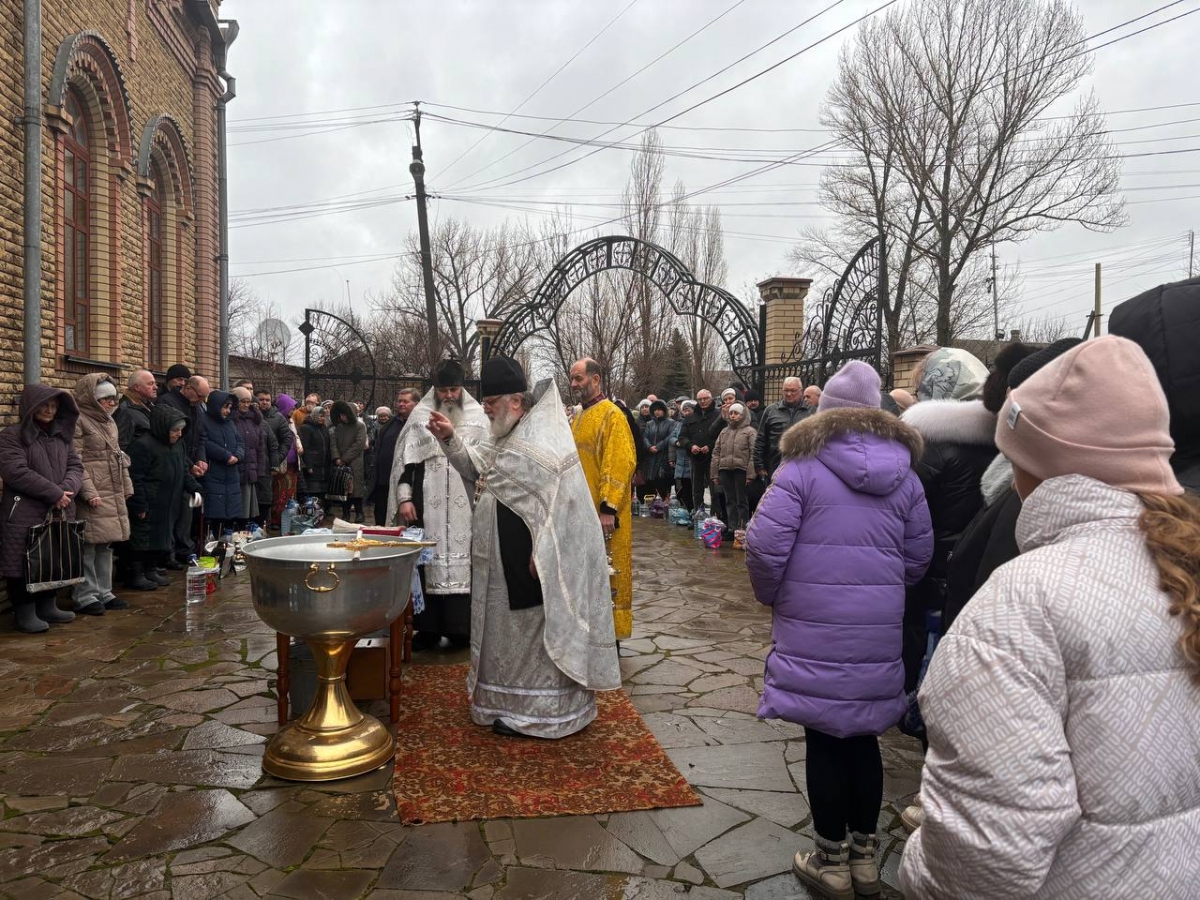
[1093,262,1102,338]
[410,102,441,368]
[990,246,1000,340]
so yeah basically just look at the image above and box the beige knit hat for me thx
[995,336,1182,496]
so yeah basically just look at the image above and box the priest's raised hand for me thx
[427,410,454,442]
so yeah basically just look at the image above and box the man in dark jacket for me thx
[114,369,157,451]
[679,389,719,510]
[368,402,406,524]
[157,375,211,564]
[1110,276,1200,493]
[754,377,811,482]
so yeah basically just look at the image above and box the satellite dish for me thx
[256,318,291,351]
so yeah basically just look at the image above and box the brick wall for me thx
[0,0,225,421]
[757,277,812,365]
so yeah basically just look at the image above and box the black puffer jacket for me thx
[754,400,812,477]
[900,399,997,579]
[944,454,1021,629]
[1109,276,1200,493]
[128,405,202,552]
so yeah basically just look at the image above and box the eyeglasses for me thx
[481,395,507,409]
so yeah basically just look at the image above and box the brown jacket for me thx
[73,374,134,544]
[712,419,757,473]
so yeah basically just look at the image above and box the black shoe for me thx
[127,565,159,591]
[76,602,106,616]
[492,719,529,738]
[104,597,130,610]
[148,569,171,587]
[164,558,186,571]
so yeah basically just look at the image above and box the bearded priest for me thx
[427,356,620,739]
[386,359,489,650]
[567,357,637,642]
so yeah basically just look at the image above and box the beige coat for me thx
[712,420,757,473]
[73,374,134,545]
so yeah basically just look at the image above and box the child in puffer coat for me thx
[710,403,757,532]
[746,360,933,900]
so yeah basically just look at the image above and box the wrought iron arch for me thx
[300,308,379,410]
[758,235,887,393]
[489,235,761,379]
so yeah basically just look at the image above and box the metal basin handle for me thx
[305,562,341,593]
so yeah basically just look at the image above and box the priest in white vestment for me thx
[427,355,620,738]
[385,360,489,649]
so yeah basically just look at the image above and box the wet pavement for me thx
[0,518,922,898]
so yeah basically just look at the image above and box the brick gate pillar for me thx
[756,277,812,364]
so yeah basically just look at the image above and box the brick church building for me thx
[0,0,234,407]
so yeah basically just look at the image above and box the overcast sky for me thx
[222,0,1198,356]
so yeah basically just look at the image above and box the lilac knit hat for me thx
[819,360,882,411]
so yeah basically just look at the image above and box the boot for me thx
[849,832,881,897]
[901,796,924,833]
[148,568,171,587]
[127,563,159,591]
[793,836,853,900]
[34,594,75,625]
[164,556,186,571]
[13,604,48,634]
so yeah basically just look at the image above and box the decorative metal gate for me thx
[754,236,887,398]
[487,235,761,382]
[300,308,380,409]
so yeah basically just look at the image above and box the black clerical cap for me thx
[481,356,527,396]
[433,358,466,388]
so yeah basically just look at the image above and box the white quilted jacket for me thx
[899,475,1200,899]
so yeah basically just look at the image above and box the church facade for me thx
[0,0,233,408]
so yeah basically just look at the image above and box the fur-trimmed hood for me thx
[780,408,924,497]
[781,407,924,464]
[900,399,996,447]
[981,453,1014,506]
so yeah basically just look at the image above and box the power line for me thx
[449,0,866,194]
[442,0,752,190]
[438,0,643,182]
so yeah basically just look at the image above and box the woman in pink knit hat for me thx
[899,336,1200,900]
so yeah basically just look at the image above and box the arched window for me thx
[147,162,165,369]
[63,88,91,354]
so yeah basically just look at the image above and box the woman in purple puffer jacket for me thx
[746,360,933,900]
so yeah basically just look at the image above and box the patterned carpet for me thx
[393,663,702,824]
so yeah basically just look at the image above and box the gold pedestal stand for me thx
[263,637,394,781]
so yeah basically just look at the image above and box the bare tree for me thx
[819,0,1125,346]
[382,218,544,374]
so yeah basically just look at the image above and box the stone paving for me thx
[0,517,923,899]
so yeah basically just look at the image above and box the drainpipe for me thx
[22,0,42,385]
[216,19,238,390]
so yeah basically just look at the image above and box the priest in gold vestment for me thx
[568,358,638,641]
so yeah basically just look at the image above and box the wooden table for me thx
[275,596,414,726]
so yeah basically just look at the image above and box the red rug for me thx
[393,663,701,824]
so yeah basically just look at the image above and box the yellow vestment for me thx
[571,399,637,640]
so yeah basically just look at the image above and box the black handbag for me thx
[327,465,353,502]
[25,509,86,592]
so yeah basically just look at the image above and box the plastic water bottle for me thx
[281,499,297,536]
[693,505,707,540]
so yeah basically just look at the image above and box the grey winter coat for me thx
[330,402,366,498]
[900,476,1200,899]
[261,405,294,473]
[641,406,675,482]
[0,386,85,579]
[72,374,133,545]
[712,419,756,473]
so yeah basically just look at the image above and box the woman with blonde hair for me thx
[900,336,1200,899]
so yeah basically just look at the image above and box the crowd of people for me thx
[0,360,409,633]
[1,276,1196,896]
